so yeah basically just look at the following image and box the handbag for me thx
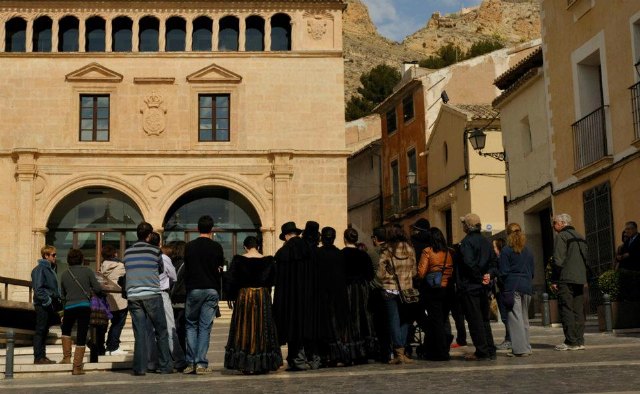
[68,268,111,326]
[389,257,420,304]
[425,249,449,288]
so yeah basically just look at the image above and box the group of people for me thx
[30,210,599,375]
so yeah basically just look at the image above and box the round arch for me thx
[40,174,151,229]
[158,173,271,228]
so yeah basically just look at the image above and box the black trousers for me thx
[61,306,91,346]
[33,305,57,360]
[461,288,496,358]
[558,283,585,346]
[422,287,450,360]
[445,286,467,346]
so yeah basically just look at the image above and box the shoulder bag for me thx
[67,268,111,326]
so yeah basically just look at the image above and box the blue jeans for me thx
[106,308,128,352]
[129,295,173,374]
[382,294,410,349]
[185,289,219,368]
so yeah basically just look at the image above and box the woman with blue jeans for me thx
[376,224,417,364]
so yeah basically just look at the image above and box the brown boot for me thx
[72,346,86,375]
[388,348,404,365]
[61,336,72,364]
[399,348,414,364]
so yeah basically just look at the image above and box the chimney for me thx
[402,60,419,74]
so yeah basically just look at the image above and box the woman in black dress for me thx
[224,236,283,374]
[342,227,377,363]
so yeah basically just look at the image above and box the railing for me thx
[572,105,608,171]
[383,185,420,218]
[0,276,33,303]
[630,81,640,141]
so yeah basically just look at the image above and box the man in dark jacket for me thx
[551,213,588,351]
[457,213,497,361]
[618,221,639,271]
[31,245,61,364]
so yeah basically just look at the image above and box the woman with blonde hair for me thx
[498,223,534,357]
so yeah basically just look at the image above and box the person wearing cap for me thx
[273,221,319,371]
[457,213,498,361]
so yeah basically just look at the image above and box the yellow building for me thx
[0,0,348,291]
[542,0,640,273]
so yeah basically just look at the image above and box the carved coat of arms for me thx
[141,92,167,135]
[307,17,328,40]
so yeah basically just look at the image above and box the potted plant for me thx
[598,269,640,330]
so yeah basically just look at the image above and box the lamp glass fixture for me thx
[468,128,487,151]
[407,171,416,185]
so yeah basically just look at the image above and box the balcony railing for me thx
[383,185,420,218]
[572,105,608,171]
[630,81,640,141]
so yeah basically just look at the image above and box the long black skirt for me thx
[346,282,378,361]
[224,287,283,373]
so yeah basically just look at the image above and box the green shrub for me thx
[598,270,620,301]
[466,39,505,58]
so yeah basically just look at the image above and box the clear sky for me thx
[360,0,483,42]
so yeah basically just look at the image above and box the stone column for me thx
[0,17,5,52]
[159,16,166,52]
[261,226,275,256]
[238,16,246,51]
[212,17,219,51]
[26,19,34,52]
[264,16,272,51]
[51,17,59,52]
[132,17,139,52]
[186,17,193,51]
[270,152,294,251]
[105,17,112,52]
[79,17,86,52]
[13,149,38,281]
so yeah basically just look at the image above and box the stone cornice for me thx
[0,50,343,58]
[0,149,351,157]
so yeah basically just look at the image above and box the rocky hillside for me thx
[342,0,541,100]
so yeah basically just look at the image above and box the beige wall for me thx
[0,1,349,284]
[543,0,640,239]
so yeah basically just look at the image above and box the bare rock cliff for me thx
[342,0,541,100]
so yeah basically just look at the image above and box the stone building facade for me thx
[0,0,348,289]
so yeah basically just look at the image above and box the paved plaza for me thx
[2,316,640,394]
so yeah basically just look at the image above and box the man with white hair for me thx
[550,213,588,351]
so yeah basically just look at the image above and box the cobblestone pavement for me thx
[3,317,640,393]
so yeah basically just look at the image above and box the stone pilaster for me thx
[0,17,5,52]
[13,149,38,280]
[159,17,166,52]
[239,16,246,51]
[26,19,33,52]
[270,152,294,250]
[132,17,139,52]
[51,17,59,52]
[212,18,219,50]
[265,16,272,51]
[105,17,112,52]
[185,17,193,51]
[291,12,300,51]
[79,17,86,52]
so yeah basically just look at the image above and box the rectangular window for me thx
[386,108,397,134]
[79,95,109,141]
[199,94,230,142]
[391,160,399,212]
[402,95,414,123]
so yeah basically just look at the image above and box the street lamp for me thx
[466,128,506,161]
[407,171,416,185]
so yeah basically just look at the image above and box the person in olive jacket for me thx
[551,213,588,351]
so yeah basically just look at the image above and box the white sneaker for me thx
[109,349,127,356]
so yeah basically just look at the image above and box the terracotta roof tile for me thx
[450,104,499,120]
[494,47,543,90]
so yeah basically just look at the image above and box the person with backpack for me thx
[551,213,588,351]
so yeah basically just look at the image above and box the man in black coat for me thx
[273,221,318,371]
[457,213,497,361]
[619,221,639,271]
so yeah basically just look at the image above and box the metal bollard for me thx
[5,329,15,379]
[603,294,613,333]
[542,293,550,327]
